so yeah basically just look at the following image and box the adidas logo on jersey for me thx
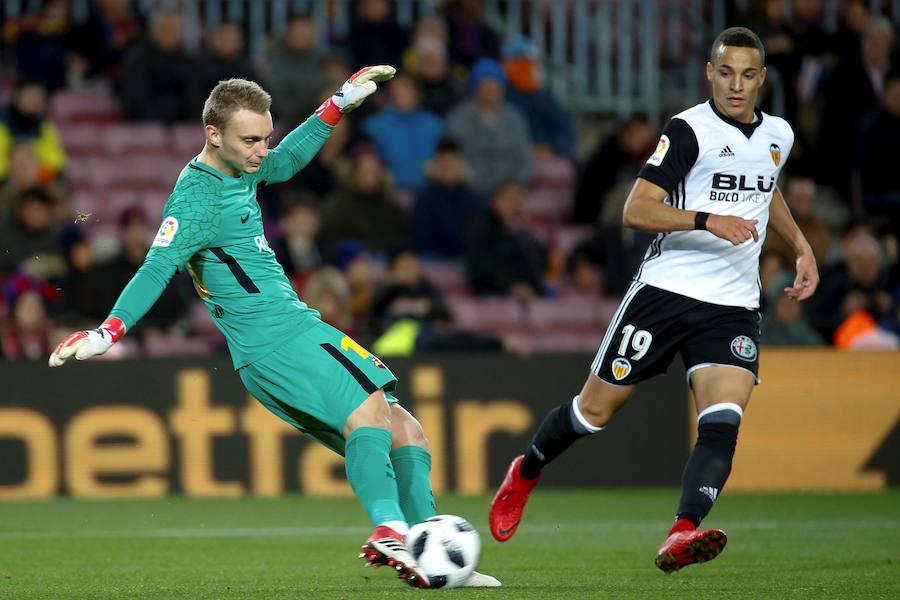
[718,146,734,157]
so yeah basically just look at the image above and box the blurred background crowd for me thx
[0,0,898,362]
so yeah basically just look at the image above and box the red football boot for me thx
[489,455,541,542]
[358,525,430,588]
[654,527,728,574]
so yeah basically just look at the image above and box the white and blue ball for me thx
[407,514,481,589]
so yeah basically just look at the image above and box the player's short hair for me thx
[202,79,271,129]
[710,27,765,65]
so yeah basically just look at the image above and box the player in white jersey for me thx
[490,27,820,573]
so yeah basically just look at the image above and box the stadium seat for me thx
[72,189,166,226]
[421,260,468,294]
[170,122,203,159]
[532,152,576,187]
[525,152,577,221]
[528,296,604,327]
[519,325,608,353]
[101,123,168,155]
[524,187,571,219]
[71,191,117,225]
[49,89,121,123]
[118,156,185,190]
[65,156,97,190]
[143,334,214,358]
[446,296,526,330]
[137,191,171,219]
[555,225,594,257]
[58,123,102,155]
[190,301,219,336]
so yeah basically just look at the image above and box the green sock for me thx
[390,445,437,524]
[345,427,406,526]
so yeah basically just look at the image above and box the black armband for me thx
[694,211,710,231]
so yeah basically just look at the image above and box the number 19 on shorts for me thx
[618,325,652,360]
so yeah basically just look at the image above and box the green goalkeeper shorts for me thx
[238,319,398,456]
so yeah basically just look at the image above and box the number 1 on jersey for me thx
[618,324,652,360]
[341,335,370,359]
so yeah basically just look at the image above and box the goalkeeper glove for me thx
[48,317,126,367]
[315,65,396,125]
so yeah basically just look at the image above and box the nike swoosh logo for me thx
[498,527,512,537]
[240,213,250,223]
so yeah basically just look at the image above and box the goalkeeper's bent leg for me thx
[389,404,436,524]
[345,427,407,529]
[344,393,407,532]
[391,446,436,524]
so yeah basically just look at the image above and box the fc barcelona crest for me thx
[769,143,781,166]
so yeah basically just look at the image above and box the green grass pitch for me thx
[1,489,898,599]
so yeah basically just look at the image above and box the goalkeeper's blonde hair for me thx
[202,79,271,129]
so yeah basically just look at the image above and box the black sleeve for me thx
[637,118,699,196]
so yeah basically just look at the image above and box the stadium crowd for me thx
[0,0,898,361]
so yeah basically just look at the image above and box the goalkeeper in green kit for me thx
[48,68,499,589]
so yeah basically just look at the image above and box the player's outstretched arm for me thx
[48,254,183,367]
[50,166,225,368]
[315,65,396,126]
[259,66,396,185]
[623,178,759,245]
[769,186,819,301]
[49,317,126,367]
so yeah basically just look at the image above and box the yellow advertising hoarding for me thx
[720,350,900,491]
[1,351,897,499]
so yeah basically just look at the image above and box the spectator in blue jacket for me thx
[362,73,445,192]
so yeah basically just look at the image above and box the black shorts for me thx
[591,281,761,386]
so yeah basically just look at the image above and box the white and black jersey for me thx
[635,100,794,309]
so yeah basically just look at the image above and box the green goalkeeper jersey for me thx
[108,115,333,368]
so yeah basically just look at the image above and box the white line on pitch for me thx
[0,520,896,541]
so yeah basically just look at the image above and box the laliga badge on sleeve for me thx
[152,216,179,247]
[647,134,670,166]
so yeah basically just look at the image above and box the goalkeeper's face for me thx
[214,109,274,176]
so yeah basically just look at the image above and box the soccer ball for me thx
[407,514,481,589]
